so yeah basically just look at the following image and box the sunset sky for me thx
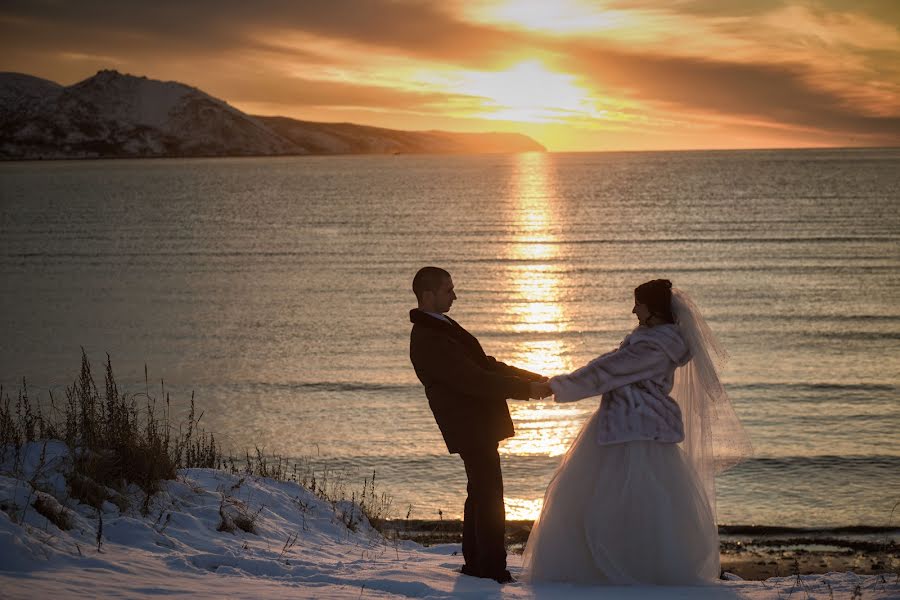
[2,0,899,151]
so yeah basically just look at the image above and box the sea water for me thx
[1,148,898,527]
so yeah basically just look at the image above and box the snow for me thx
[0,72,62,116]
[1,442,897,599]
[0,70,297,158]
[69,70,192,130]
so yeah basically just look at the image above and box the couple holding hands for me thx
[408,266,751,586]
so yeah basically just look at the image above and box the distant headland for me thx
[0,70,546,160]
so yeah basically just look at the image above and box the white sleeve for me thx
[550,341,671,403]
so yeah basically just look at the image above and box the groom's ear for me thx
[417,288,434,308]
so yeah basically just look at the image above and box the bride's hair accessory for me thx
[670,287,753,520]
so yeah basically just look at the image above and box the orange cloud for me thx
[1,0,898,150]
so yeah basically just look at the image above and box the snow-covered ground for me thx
[1,442,896,599]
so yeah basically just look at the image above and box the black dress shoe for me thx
[459,564,482,577]
[491,570,515,584]
[459,565,514,584]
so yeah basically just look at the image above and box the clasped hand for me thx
[529,380,553,400]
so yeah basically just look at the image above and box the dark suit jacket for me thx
[409,308,543,454]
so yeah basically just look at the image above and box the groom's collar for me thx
[423,310,451,323]
[410,308,459,330]
[410,308,484,355]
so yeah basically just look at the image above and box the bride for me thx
[522,279,751,585]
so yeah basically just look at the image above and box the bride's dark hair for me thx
[634,279,674,324]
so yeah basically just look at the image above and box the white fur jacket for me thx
[549,324,690,445]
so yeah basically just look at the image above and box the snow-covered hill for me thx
[1,442,896,599]
[0,70,296,159]
[0,70,546,159]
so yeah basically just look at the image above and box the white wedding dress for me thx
[520,410,720,585]
[522,304,750,585]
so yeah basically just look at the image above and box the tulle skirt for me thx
[521,409,720,585]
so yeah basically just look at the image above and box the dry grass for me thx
[1,350,395,535]
[354,470,392,531]
[217,493,262,534]
[32,493,72,531]
[0,350,220,514]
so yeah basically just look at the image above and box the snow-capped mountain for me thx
[0,70,545,159]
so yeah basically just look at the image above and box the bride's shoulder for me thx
[628,324,686,352]
[628,324,671,339]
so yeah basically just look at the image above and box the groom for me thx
[408,266,549,584]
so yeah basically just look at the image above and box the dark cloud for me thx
[0,0,533,66]
[562,43,900,143]
[605,0,788,18]
[210,74,464,111]
[1,0,898,146]
[817,0,900,25]
[607,0,900,24]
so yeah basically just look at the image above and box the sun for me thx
[456,61,593,123]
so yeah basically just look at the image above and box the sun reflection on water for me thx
[505,497,545,522]
[504,401,584,457]
[504,152,570,376]
[500,152,582,469]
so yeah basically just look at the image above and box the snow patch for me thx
[0,441,896,598]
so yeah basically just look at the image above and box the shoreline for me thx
[3,145,898,163]
[384,519,900,581]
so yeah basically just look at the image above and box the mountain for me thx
[0,70,545,159]
[257,116,545,155]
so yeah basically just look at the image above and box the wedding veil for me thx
[670,288,753,520]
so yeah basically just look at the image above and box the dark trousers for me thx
[458,443,506,576]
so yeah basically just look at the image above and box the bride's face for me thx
[632,300,651,326]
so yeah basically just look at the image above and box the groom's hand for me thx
[529,381,553,399]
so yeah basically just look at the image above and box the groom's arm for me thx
[484,356,546,381]
[412,335,534,401]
